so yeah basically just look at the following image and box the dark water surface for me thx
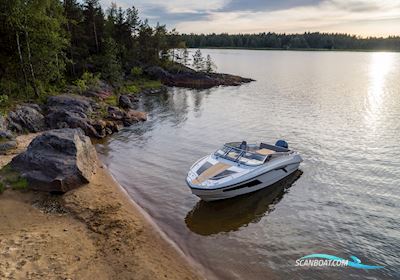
[97,50,400,280]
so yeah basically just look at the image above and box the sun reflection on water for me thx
[365,52,394,130]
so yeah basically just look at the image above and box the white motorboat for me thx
[186,140,303,201]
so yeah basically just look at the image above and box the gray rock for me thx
[7,104,45,133]
[46,95,101,138]
[0,140,17,154]
[118,95,138,109]
[47,94,93,115]
[140,86,167,95]
[107,106,147,126]
[0,130,13,140]
[0,129,17,154]
[11,128,98,193]
[0,115,7,130]
[144,66,174,80]
[46,109,100,138]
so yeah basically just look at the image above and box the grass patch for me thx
[0,164,29,191]
[10,177,28,190]
[134,78,162,89]
[120,84,139,94]
[104,94,118,106]
[116,78,162,96]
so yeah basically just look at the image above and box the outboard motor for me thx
[275,140,288,149]
[239,141,247,150]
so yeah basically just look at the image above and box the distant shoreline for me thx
[188,46,400,53]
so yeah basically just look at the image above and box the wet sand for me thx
[0,134,203,280]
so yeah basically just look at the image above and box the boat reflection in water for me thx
[185,170,303,236]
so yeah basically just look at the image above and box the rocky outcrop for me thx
[107,106,147,126]
[0,130,17,155]
[45,94,101,138]
[0,115,17,154]
[7,104,45,133]
[0,115,6,130]
[45,94,147,138]
[140,87,168,95]
[11,128,98,193]
[119,94,138,109]
[145,65,254,89]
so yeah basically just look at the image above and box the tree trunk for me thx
[66,21,76,76]
[15,31,28,90]
[24,28,39,98]
[63,0,76,76]
[93,20,99,53]
[56,53,60,79]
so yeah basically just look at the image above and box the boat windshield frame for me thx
[214,143,268,166]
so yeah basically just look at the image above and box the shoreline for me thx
[188,46,400,53]
[0,133,205,279]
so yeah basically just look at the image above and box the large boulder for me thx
[11,128,98,193]
[7,104,45,133]
[47,94,94,115]
[45,95,101,138]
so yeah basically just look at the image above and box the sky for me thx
[100,0,400,37]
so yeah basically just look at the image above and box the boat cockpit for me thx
[214,141,291,166]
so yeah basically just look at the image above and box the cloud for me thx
[100,0,400,36]
[141,6,211,26]
[220,0,323,12]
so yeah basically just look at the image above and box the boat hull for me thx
[190,162,300,201]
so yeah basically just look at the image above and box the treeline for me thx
[0,0,182,100]
[181,32,400,51]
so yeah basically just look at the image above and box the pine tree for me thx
[95,37,121,82]
[192,49,204,71]
[205,54,216,73]
[182,48,189,66]
[83,0,104,54]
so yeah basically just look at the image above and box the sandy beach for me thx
[0,134,203,280]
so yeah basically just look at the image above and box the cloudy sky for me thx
[100,0,400,37]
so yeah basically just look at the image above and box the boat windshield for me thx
[214,144,267,166]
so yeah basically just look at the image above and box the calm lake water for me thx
[97,49,400,280]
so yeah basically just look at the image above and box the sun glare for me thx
[365,52,394,130]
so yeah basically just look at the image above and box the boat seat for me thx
[256,148,275,155]
[192,162,231,185]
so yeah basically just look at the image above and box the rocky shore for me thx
[0,80,206,279]
[145,65,254,89]
[0,66,253,279]
[0,132,203,279]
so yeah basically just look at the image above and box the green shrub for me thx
[74,72,100,93]
[130,67,143,77]
[122,84,139,94]
[0,182,4,193]
[104,94,118,106]
[11,178,28,190]
[0,94,8,105]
